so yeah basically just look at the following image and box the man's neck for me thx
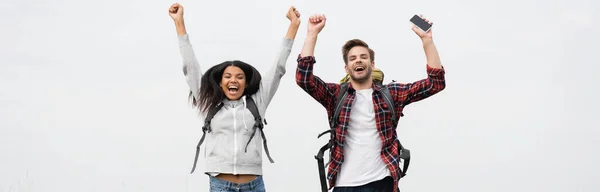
[349,78,373,90]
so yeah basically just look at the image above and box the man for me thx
[295,14,446,192]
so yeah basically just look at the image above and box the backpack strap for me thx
[244,96,275,163]
[315,83,349,192]
[329,82,349,129]
[329,82,350,162]
[380,85,411,178]
[315,141,332,192]
[380,85,398,127]
[190,102,224,174]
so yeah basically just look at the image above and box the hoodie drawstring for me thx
[241,95,249,131]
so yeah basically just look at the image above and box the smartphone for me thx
[410,14,432,32]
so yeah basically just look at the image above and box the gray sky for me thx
[1,0,599,191]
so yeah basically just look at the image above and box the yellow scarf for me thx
[339,68,384,83]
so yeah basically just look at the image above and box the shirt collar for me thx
[346,80,382,92]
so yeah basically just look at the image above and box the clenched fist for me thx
[307,14,326,35]
[286,6,300,23]
[168,3,184,22]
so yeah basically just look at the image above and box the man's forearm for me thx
[285,20,301,39]
[175,20,187,36]
[301,33,318,57]
[422,38,442,69]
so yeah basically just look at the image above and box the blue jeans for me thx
[209,175,265,192]
[332,176,397,192]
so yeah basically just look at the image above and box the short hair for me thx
[342,39,375,64]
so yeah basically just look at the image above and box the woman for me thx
[168,3,300,192]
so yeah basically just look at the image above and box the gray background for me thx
[1,0,599,191]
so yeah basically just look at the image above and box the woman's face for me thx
[220,65,246,100]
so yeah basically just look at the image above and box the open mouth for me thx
[227,85,239,94]
[354,66,366,72]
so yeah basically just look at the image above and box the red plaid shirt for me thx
[295,55,446,191]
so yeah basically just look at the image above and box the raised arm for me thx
[169,3,204,103]
[295,14,338,110]
[391,15,446,106]
[254,6,300,113]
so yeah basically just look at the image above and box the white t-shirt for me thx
[335,88,391,187]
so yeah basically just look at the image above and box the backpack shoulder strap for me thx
[316,83,349,192]
[190,102,223,174]
[329,82,349,129]
[244,96,275,163]
[244,96,263,126]
[379,85,397,127]
[205,103,225,127]
[380,84,411,178]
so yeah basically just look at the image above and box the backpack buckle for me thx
[201,124,211,133]
[254,117,264,129]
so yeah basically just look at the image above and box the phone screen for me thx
[410,15,432,32]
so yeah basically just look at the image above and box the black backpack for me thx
[190,96,274,174]
[314,82,411,192]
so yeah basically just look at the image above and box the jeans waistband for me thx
[209,175,264,190]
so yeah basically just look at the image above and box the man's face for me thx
[345,46,374,83]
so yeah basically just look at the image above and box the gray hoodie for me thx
[178,34,294,176]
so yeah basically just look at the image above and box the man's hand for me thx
[411,15,442,69]
[411,14,433,40]
[286,6,301,24]
[300,14,325,57]
[169,3,184,23]
[307,14,326,36]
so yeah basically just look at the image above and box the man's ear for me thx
[371,61,376,68]
[344,64,349,74]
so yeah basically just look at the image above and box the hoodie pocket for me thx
[238,133,262,165]
[205,134,230,163]
[204,135,218,158]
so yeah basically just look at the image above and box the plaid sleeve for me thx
[295,55,339,113]
[391,64,446,106]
